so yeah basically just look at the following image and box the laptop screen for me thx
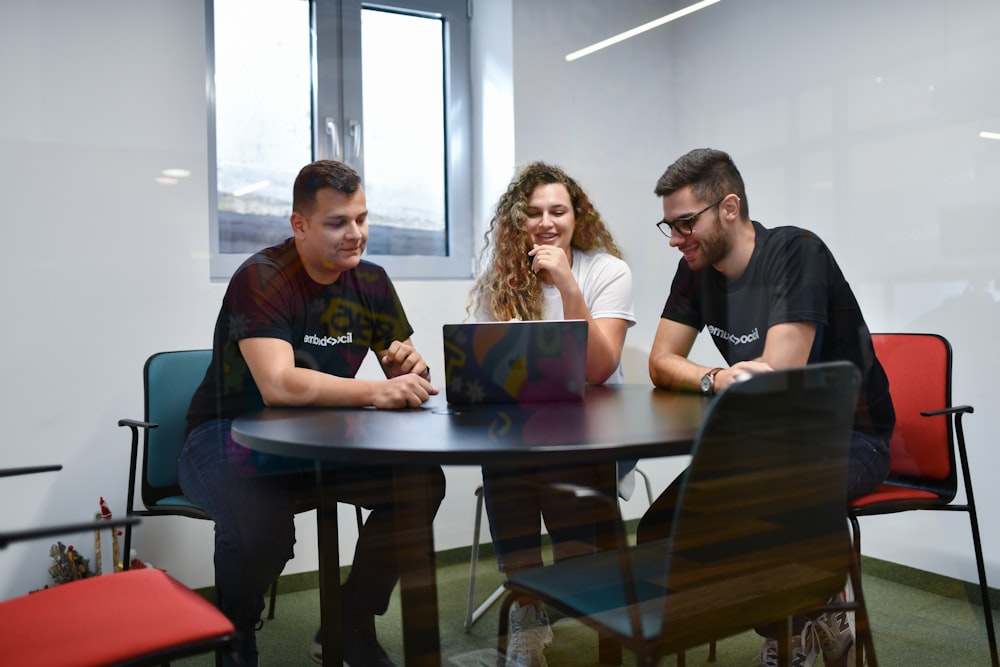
[442,320,588,405]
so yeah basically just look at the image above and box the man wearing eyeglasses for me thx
[639,147,894,667]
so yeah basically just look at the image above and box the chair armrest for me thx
[924,405,977,505]
[921,405,973,417]
[0,465,62,479]
[117,418,158,430]
[117,419,159,516]
[0,517,141,550]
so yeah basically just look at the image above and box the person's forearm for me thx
[559,286,620,384]
[261,367,376,407]
[648,352,707,392]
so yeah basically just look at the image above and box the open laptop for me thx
[442,320,588,405]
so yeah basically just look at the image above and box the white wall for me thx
[2,0,999,601]
[509,0,1000,586]
[0,0,513,598]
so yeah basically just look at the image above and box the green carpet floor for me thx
[174,547,998,666]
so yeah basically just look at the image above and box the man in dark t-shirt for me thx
[179,160,442,667]
[638,148,894,667]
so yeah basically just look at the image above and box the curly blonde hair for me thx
[468,161,623,321]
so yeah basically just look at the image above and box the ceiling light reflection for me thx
[232,180,271,197]
[565,0,722,62]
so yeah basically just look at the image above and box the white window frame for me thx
[205,0,474,281]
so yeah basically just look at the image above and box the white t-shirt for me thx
[541,249,636,384]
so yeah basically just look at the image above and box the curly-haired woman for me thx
[469,161,636,667]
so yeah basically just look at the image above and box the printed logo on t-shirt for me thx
[707,325,760,346]
[303,332,354,347]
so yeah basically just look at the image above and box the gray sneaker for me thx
[757,628,818,667]
[505,601,553,667]
[816,608,856,667]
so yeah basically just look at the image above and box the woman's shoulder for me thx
[574,248,631,273]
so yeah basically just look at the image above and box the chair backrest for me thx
[661,362,860,644]
[871,333,957,497]
[142,350,212,505]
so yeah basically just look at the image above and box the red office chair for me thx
[848,333,997,667]
[0,465,239,666]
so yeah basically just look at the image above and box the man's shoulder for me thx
[356,257,389,273]
[755,222,826,252]
[235,238,297,274]
[343,258,391,282]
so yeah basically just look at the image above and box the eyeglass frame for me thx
[655,195,728,237]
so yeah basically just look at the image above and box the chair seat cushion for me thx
[152,494,208,511]
[0,568,234,667]
[849,483,944,510]
[507,539,844,654]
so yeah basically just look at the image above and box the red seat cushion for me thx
[849,483,942,509]
[0,568,234,667]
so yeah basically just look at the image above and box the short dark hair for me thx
[292,160,362,215]
[653,148,750,219]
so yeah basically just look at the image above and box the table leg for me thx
[394,467,441,666]
[316,465,342,667]
[596,462,624,665]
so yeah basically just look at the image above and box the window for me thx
[206,0,473,281]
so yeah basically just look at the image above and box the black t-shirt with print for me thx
[661,221,894,438]
[185,238,413,436]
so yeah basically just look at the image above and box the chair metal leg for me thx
[634,467,655,506]
[968,509,999,667]
[466,484,505,632]
[850,563,877,667]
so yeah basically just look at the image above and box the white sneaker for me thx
[505,601,553,667]
[757,624,819,667]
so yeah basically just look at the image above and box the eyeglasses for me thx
[655,196,727,237]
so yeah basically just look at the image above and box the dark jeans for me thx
[178,418,445,664]
[635,429,890,636]
[482,462,615,573]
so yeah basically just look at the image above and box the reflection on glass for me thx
[214,0,311,253]
[362,8,447,257]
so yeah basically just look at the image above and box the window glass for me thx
[207,0,472,280]
[361,8,447,256]
[212,0,311,253]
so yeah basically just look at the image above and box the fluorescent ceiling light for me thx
[232,180,271,197]
[565,0,722,62]
[980,131,1000,141]
[162,168,191,178]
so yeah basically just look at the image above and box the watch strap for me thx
[704,367,723,396]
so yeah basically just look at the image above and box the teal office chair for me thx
[118,349,362,621]
[118,349,216,572]
[498,362,876,667]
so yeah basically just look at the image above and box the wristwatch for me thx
[700,367,723,397]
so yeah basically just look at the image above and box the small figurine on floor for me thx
[95,496,123,572]
[48,542,93,585]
